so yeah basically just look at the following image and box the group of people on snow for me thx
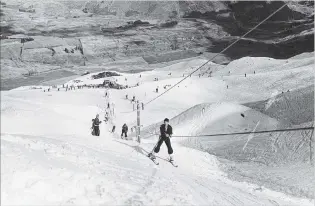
[91,115,175,161]
[90,73,175,161]
[91,114,129,139]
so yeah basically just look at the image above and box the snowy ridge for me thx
[141,102,281,138]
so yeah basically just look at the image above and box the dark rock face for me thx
[101,20,151,34]
[208,33,314,59]
[184,1,314,59]
[0,1,313,83]
[159,20,178,28]
[91,71,120,79]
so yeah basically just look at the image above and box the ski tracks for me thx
[1,133,312,205]
[1,134,194,205]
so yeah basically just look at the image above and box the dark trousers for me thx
[94,126,100,136]
[153,136,173,154]
[121,130,127,138]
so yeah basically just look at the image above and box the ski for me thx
[169,160,178,167]
[147,154,159,165]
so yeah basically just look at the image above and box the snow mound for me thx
[141,102,281,138]
[213,53,314,76]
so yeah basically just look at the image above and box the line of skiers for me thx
[43,84,101,92]
[125,94,136,103]
[91,115,175,161]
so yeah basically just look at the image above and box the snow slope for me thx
[1,90,312,206]
[1,52,314,205]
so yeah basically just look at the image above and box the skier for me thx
[121,123,128,139]
[104,111,109,123]
[156,87,159,93]
[126,94,128,99]
[92,114,102,136]
[112,125,116,133]
[148,118,174,162]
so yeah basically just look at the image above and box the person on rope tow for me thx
[148,118,174,161]
[121,123,128,139]
[104,111,109,123]
[92,114,102,136]
[112,125,116,133]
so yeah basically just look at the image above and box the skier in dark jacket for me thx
[121,123,128,139]
[112,125,116,133]
[92,114,102,136]
[148,118,174,161]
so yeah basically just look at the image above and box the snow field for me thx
[1,53,314,205]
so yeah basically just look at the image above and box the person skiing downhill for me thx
[92,114,102,136]
[148,118,174,162]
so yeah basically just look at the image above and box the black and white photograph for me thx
[0,0,314,205]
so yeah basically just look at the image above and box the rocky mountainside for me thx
[0,0,314,89]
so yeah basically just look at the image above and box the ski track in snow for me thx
[1,132,312,206]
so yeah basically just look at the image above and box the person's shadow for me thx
[114,140,169,162]
[114,139,148,156]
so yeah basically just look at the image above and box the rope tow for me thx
[171,126,314,138]
[119,3,288,114]
[143,3,288,107]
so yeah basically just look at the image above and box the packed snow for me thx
[1,53,314,205]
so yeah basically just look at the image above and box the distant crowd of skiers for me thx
[43,83,121,93]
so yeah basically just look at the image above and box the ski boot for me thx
[148,152,156,160]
